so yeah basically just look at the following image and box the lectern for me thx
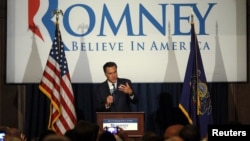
[96,112,145,138]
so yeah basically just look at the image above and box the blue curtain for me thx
[24,83,228,140]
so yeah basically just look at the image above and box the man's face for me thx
[105,66,118,83]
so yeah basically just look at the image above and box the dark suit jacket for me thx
[95,78,138,112]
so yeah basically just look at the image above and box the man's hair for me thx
[179,124,200,141]
[103,62,117,73]
[42,134,70,141]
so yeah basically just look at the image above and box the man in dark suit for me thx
[95,61,138,112]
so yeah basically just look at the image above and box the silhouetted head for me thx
[141,131,162,141]
[164,124,184,139]
[98,131,116,141]
[179,124,200,141]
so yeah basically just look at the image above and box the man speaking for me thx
[95,61,138,112]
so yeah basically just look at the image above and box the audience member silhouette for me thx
[96,126,129,141]
[38,129,56,141]
[114,134,123,141]
[4,137,22,141]
[41,134,70,141]
[179,124,200,141]
[0,126,7,132]
[163,124,184,139]
[114,127,129,141]
[4,127,26,141]
[98,131,116,141]
[64,120,99,141]
[64,129,75,141]
[141,131,162,141]
[165,136,183,141]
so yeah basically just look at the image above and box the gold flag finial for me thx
[191,9,194,24]
[52,9,63,24]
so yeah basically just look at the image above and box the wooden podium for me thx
[96,112,144,139]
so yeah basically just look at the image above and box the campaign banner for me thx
[103,118,138,130]
[6,0,247,83]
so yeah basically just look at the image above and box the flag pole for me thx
[191,13,201,116]
[52,9,63,57]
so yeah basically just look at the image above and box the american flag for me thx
[39,23,77,135]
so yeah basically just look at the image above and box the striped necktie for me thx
[111,83,115,94]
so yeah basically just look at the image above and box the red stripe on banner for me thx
[28,0,44,41]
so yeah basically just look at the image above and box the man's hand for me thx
[118,82,133,95]
[20,133,27,141]
[106,95,114,106]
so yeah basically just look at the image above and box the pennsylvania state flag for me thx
[179,15,213,139]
